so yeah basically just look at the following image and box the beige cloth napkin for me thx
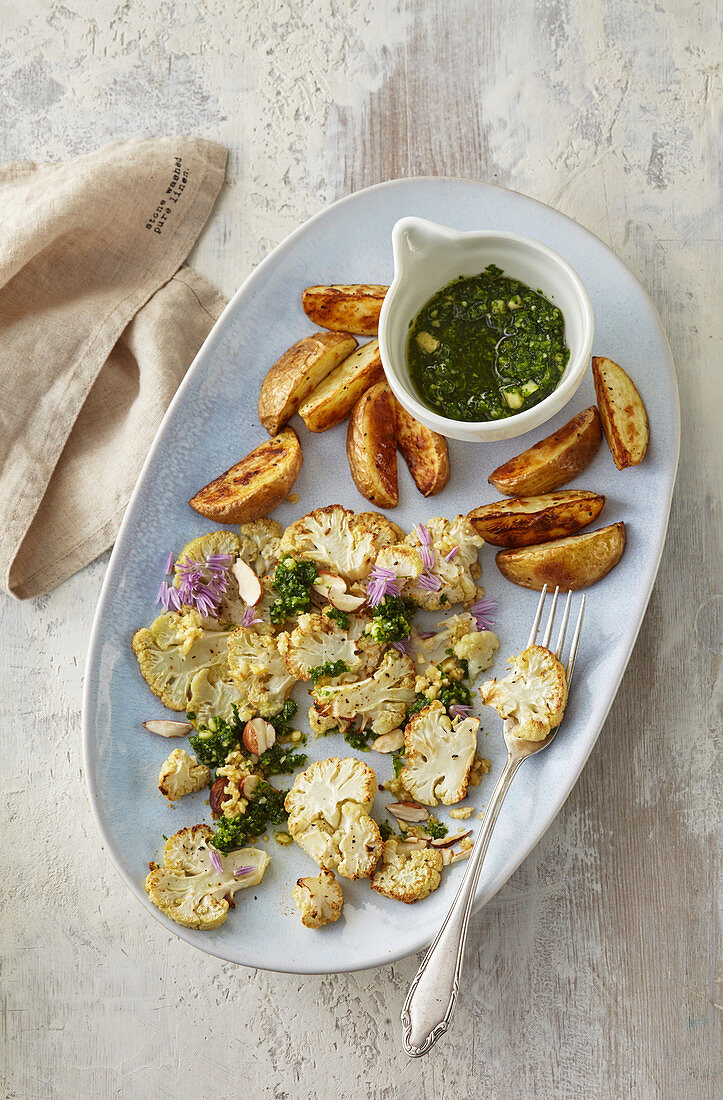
[0,137,229,599]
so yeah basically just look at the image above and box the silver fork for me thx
[401,585,585,1057]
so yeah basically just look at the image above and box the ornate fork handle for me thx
[401,753,523,1057]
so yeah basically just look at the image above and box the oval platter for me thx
[83,178,679,973]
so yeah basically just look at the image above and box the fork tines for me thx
[527,585,585,686]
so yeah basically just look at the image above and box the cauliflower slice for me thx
[132,612,230,711]
[187,667,254,727]
[285,757,382,879]
[278,612,376,681]
[405,516,484,609]
[311,650,416,736]
[370,838,443,903]
[453,629,499,679]
[401,701,479,806]
[227,627,297,716]
[238,518,283,577]
[145,824,269,930]
[374,543,424,580]
[479,644,567,741]
[277,505,402,582]
[293,869,344,928]
[158,748,210,802]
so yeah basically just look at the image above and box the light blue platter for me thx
[83,178,679,973]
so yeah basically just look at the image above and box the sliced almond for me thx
[241,774,262,799]
[387,801,429,823]
[232,558,263,606]
[441,844,474,866]
[430,829,473,850]
[328,590,366,612]
[242,717,276,755]
[143,720,192,738]
[371,730,405,753]
[396,838,428,853]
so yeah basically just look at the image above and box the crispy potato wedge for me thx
[489,406,603,496]
[298,339,384,432]
[496,522,626,590]
[258,332,357,436]
[468,490,605,547]
[592,356,649,469]
[346,381,398,508]
[394,399,451,497]
[302,285,388,336]
[189,428,303,523]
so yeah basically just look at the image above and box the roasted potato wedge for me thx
[468,490,605,547]
[346,381,398,508]
[489,406,603,496]
[302,284,388,336]
[298,340,384,432]
[258,332,357,436]
[496,522,626,590]
[189,428,303,523]
[394,399,451,497]
[592,356,649,469]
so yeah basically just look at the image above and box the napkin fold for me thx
[0,137,228,599]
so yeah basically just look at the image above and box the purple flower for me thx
[156,580,182,612]
[392,637,412,655]
[174,553,231,616]
[164,551,175,575]
[470,596,498,631]
[209,849,224,873]
[414,523,431,546]
[417,570,442,593]
[414,523,435,570]
[415,629,436,640]
[366,566,402,608]
[449,704,473,719]
[444,546,459,562]
[233,865,255,878]
[241,605,263,628]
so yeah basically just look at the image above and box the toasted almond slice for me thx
[243,717,276,755]
[396,838,428,853]
[371,730,405,753]
[387,801,429,823]
[241,774,262,799]
[232,558,263,606]
[143,720,192,737]
[430,829,473,849]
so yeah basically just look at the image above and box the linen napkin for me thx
[0,137,228,600]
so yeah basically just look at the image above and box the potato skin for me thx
[346,381,398,508]
[258,332,357,436]
[394,399,451,497]
[495,521,626,590]
[592,356,649,469]
[298,339,384,432]
[468,490,605,547]
[189,428,303,523]
[489,407,603,496]
[302,285,388,336]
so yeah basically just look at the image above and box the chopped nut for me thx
[291,730,303,743]
[243,717,276,755]
[143,720,192,738]
[468,754,491,787]
[371,729,405,753]
[450,806,473,820]
[387,801,429,823]
[430,829,473,849]
[241,774,261,799]
[274,831,293,845]
[231,557,263,605]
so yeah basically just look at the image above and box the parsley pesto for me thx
[407,265,569,422]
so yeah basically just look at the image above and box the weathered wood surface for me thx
[1,2,719,1097]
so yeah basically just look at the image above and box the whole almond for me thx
[243,717,276,755]
[209,777,229,815]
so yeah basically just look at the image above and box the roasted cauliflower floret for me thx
[405,516,484,609]
[145,824,269,930]
[374,543,424,581]
[187,667,254,727]
[292,869,344,928]
[401,701,479,806]
[132,612,230,711]
[310,650,416,736]
[277,505,402,582]
[158,748,211,802]
[227,627,297,716]
[238,518,283,577]
[285,757,382,879]
[278,612,362,680]
[454,629,499,679]
[370,838,443,903]
[479,644,567,741]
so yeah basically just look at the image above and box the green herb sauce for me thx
[407,265,569,422]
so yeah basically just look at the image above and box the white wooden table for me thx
[1,2,720,1097]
